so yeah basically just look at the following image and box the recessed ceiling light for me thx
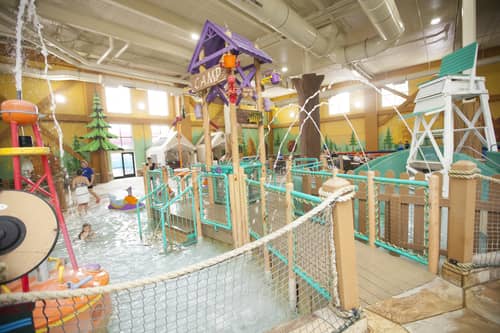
[430,17,441,25]
[54,94,66,104]
[289,111,295,117]
[281,66,288,73]
[138,102,145,110]
[190,33,199,41]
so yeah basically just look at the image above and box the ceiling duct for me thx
[227,0,405,64]
[358,0,405,41]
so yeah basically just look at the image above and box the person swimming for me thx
[78,223,94,241]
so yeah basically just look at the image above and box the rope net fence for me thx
[1,189,359,333]
[474,174,500,267]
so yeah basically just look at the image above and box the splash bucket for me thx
[1,99,38,125]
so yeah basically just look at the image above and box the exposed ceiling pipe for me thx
[333,0,405,63]
[96,36,114,64]
[112,42,129,59]
[0,63,184,95]
[0,17,188,86]
[227,0,405,65]
[226,0,330,57]
[358,0,405,41]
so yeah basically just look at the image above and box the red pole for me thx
[10,121,30,291]
[32,123,78,271]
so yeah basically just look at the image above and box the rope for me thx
[0,185,355,304]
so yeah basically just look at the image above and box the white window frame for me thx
[151,125,170,143]
[148,90,169,116]
[381,81,408,108]
[105,86,131,114]
[328,92,350,115]
[109,123,134,150]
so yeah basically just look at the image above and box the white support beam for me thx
[33,1,193,60]
[99,0,199,45]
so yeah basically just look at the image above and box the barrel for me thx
[1,100,38,125]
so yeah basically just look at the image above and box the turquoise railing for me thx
[248,230,331,301]
[157,185,197,253]
[198,172,232,230]
[290,167,431,265]
[136,183,167,241]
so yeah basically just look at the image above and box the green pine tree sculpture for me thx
[349,131,357,151]
[79,93,122,152]
[383,128,394,150]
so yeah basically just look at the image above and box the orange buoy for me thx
[222,54,236,69]
[1,99,38,125]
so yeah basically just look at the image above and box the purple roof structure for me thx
[188,20,272,74]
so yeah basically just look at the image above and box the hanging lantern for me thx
[222,53,236,69]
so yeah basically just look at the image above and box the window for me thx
[151,125,170,143]
[381,81,408,107]
[148,90,169,116]
[109,124,134,150]
[328,92,350,115]
[105,86,131,113]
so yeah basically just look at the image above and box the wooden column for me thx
[192,170,203,240]
[228,78,247,246]
[255,59,267,178]
[448,160,477,263]
[364,89,378,151]
[320,177,359,310]
[428,174,440,273]
[367,170,376,247]
[292,73,324,159]
[202,94,214,203]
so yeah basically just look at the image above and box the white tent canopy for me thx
[146,129,196,167]
[196,131,226,163]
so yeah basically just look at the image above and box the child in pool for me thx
[72,169,91,215]
[78,223,94,241]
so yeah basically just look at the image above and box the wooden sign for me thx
[237,109,262,124]
[190,66,226,92]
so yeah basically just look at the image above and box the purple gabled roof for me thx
[188,20,272,74]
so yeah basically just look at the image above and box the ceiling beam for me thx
[99,0,199,45]
[24,1,193,60]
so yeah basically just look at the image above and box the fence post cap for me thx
[319,177,351,197]
[450,160,477,172]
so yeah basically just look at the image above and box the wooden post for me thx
[285,182,296,310]
[367,170,376,248]
[286,159,292,183]
[191,170,203,240]
[254,59,267,180]
[428,174,440,274]
[239,167,250,244]
[320,177,359,310]
[260,176,271,274]
[448,160,477,263]
[202,98,214,204]
[320,155,328,170]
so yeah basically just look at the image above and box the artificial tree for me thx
[78,93,122,182]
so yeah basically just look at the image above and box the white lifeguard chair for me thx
[406,42,497,176]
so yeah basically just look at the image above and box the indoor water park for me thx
[0,0,500,332]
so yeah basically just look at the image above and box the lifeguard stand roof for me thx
[188,20,272,74]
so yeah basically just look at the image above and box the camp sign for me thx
[237,109,262,124]
[190,66,226,92]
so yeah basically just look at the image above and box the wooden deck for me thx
[164,197,436,308]
[356,240,435,307]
